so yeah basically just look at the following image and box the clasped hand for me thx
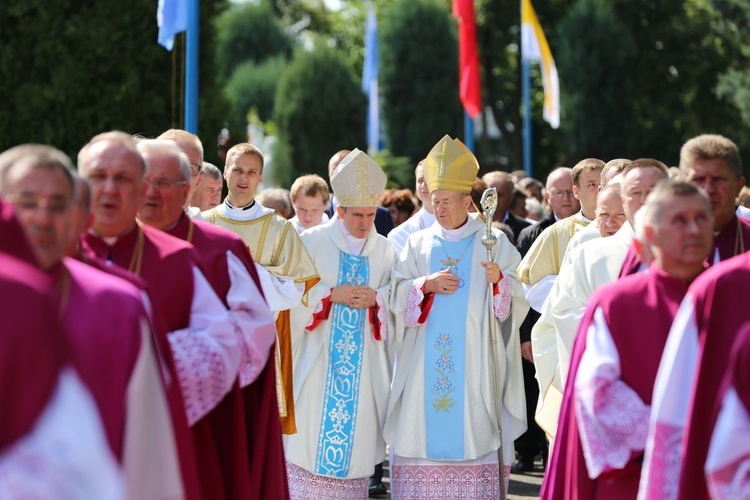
[425,262,501,295]
[331,284,377,308]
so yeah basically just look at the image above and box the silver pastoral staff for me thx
[480,187,506,500]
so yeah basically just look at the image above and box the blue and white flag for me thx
[362,2,381,154]
[157,0,188,51]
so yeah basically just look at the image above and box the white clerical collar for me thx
[338,219,368,255]
[438,217,470,242]
[216,200,272,221]
[573,210,594,223]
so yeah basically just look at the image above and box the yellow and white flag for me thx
[521,0,560,129]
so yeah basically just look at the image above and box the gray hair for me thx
[78,131,144,175]
[136,139,191,181]
[636,179,711,237]
[201,162,222,181]
[0,144,77,199]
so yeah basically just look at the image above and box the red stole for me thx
[0,253,64,449]
[677,252,750,499]
[81,224,202,500]
[542,268,690,500]
[167,214,290,500]
[54,258,143,458]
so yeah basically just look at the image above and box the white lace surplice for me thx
[575,307,650,480]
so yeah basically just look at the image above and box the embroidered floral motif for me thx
[344,261,365,286]
[286,461,368,500]
[169,328,230,425]
[431,333,456,413]
[641,421,684,500]
[328,400,351,434]
[575,376,650,478]
[493,277,513,322]
[391,463,501,499]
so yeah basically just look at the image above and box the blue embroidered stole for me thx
[424,235,474,459]
[314,251,369,477]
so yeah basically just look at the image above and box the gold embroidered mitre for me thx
[331,148,387,207]
[423,135,479,194]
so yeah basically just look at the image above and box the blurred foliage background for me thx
[2,0,750,188]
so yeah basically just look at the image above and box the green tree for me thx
[556,0,637,159]
[380,0,460,165]
[273,45,366,183]
[224,56,288,125]
[0,0,231,165]
[215,1,293,80]
[475,0,568,178]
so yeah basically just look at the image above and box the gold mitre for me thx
[331,148,386,207]
[423,135,479,193]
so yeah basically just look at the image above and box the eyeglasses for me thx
[190,163,202,177]
[549,189,575,198]
[144,177,189,191]
[7,194,72,215]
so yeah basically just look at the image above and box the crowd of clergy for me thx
[1,128,749,500]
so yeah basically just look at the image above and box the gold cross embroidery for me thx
[434,141,449,178]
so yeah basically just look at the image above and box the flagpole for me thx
[464,111,475,152]
[185,0,199,134]
[521,53,532,177]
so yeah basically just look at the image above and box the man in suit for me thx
[516,167,579,257]
[482,171,531,241]
[512,166,580,473]
[325,150,394,237]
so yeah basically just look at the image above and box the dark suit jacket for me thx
[516,211,556,258]
[325,198,394,237]
[504,212,531,244]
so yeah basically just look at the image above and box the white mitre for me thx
[330,148,387,207]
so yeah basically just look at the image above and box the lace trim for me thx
[391,462,501,499]
[306,289,332,329]
[168,330,230,425]
[575,376,650,478]
[493,278,512,322]
[286,461,368,500]
[707,458,750,500]
[640,421,683,500]
[237,311,264,387]
[375,291,388,340]
[405,276,427,327]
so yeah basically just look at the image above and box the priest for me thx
[541,180,714,499]
[0,143,184,498]
[199,142,319,434]
[639,135,750,499]
[531,159,668,438]
[79,131,246,499]
[518,158,604,312]
[286,149,398,498]
[705,323,750,498]
[385,135,528,498]
[0,252,124,498]
[135,138,288,499]
[388,160,436,253]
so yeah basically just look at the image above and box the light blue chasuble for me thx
[424,235,474,459]
[314,251,369,477]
